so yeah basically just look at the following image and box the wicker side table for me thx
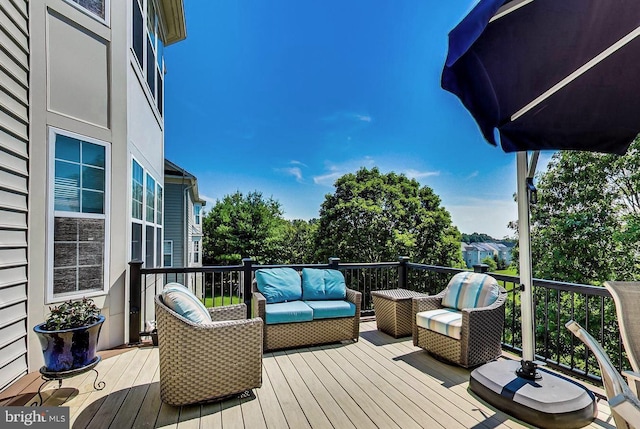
[371,289,429,338]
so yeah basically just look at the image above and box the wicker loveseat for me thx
[155,284,263,406]
[412,272,506,368]
[252,267,361,351]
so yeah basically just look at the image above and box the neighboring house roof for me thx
[461,242,511,253]
[164,159,206,206]
[158,0,187,45]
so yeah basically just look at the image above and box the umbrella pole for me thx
[516,151,535,366]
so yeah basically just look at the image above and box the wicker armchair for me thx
[155,296,263,406]
[412,272,506,368]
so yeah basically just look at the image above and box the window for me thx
[131,158,163,267]
[131,0,164,116]
[194,204,201,225]
[49,128,110,301]
[163,240,173,267]
[193,238,201,264]
[65,0,109,24]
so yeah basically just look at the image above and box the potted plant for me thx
[33,298,105,372]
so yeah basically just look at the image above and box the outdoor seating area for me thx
[252,267,362,351]
[0,321,616,428]
[412,272,507,368]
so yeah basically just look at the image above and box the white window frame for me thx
[130,156,163,268]
[47,127,111,303]
[194,204,201,225]
[163,240,173,267]
[131,0,165,117]
[64,0,111,26]
[192,237,201,264]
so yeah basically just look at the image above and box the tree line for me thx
[202,167,465,268]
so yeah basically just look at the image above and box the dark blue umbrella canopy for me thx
[442,0,640,155]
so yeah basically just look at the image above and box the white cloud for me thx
[466,171,479,179]
[321,111,373,123]
[313,172,342,186]
[404,169,440,179]
[290,160,308,167]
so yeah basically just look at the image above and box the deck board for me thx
[0,322,615,429]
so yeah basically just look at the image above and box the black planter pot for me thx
[33,315,105,372]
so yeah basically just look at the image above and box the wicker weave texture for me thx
[253,288,362,351]
[412,287,506,368]
[372,293,417,338]
[155,296,263,406]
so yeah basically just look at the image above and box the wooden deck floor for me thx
[1,321,616,429]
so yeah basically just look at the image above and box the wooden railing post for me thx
[398,256,410,290]
[242,258,253,318]
[328,257,340,269]
[128,260,143,344]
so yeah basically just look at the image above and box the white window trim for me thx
[47,127,111,304]
[163,240,173,267]
[192,237,201,265]
[63,0,111,27]
[130,0,165,121]
[130,155,163,267]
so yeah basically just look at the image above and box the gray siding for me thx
[0,0,28,392]
[164,183,185,267]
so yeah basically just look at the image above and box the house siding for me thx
[164,183,184,267]
[0,0,29,391]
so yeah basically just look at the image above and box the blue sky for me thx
[164,1,547,239]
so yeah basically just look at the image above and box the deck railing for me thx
[129,257,628,384]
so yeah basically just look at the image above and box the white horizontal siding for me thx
[0,0,27,392]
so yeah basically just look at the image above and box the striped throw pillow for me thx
[161,282,212,324]
[441,272,499,311]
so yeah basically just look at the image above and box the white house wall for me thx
[0,0,29,392]
[28,0,130,372]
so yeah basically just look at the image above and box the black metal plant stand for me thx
[31,356,105,406]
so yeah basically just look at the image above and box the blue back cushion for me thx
[161,282,212,324]
[302,268,347,300]
[255,267,302,303]
[441,272,500,310]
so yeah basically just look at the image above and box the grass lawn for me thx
[494,267,517,276]
[203,296,242,307]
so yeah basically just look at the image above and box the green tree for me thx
[202,191,289,264]
[314,167,464,266]
[530,137,640,284]
[279,219,319,264]
[482,256,497,272]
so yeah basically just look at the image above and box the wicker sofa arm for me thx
[252,291,266,319]
[209,303,247,321]
[346,288,362,308]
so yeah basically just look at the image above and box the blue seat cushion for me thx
[256,267,302,304]
[264,301,313,325]
[302,268,347,300]
[305,300,356,320]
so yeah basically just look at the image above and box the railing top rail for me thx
[140,265,243,274]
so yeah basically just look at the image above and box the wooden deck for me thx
[1,321,616,429]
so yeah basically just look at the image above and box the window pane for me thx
[55,134,80,162]
[82,165,104,191]
[156,185,163,225]
[132,160,144,220]
[146,175,155,223]
[131,223,142,260]
[55,160,80,187]
[70,0,105,19]
[82,190,104,213]
[157,39,164,69]
[157,68,163,115]
[55,187,80,212]
[146,39,155,97]
[133,0,143,67]
[82,142,105,167]
[53,217,104,295]
[145,225,154,267]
